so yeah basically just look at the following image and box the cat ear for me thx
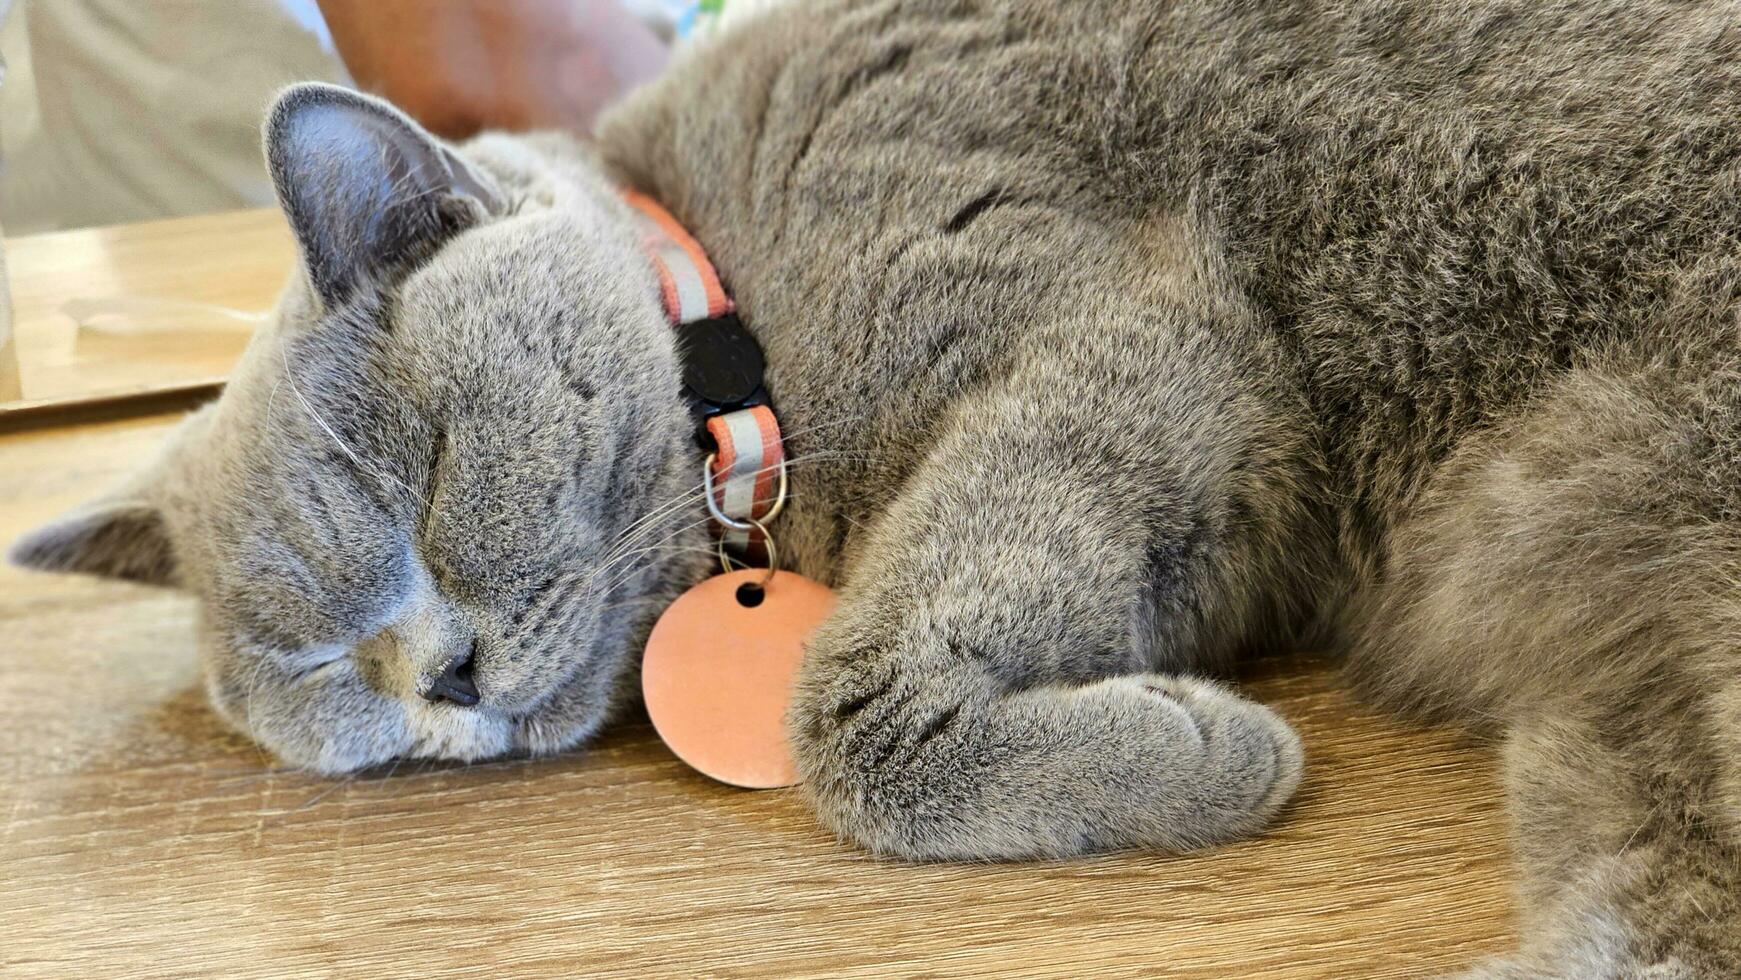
[264,82,506,308]
[8,497,178,586]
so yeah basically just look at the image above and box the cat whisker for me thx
[589,513,718,589]
[604,471,713,551]
[758,412,862,446]
[604,436,868,553]
[238,649,282,769]
[288,772,354,814]
[599,448,877,567]
[594,593,683,614]
[590,544,726,604]
[588,489,836,599]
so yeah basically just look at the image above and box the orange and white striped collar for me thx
[621,190,784,561]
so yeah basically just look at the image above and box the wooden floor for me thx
[0,213,1517,978]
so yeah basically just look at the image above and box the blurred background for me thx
[0,0,751,408]
[0,0,702,235]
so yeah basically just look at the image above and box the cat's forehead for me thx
[377,214,674,391]
[404,210,638,306]
[204,203,673,501]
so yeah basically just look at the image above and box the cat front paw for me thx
[1107,673,1305,826]
[791,656,1304,860]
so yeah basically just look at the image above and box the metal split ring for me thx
[701,452,789,530]
[701,452,786,588]
[715,517,778,588]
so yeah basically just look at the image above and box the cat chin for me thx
[403,700,518,764]
[298,664,619,775]
[204,675,602,777]
[266,702,602,777]
[259,707,516,777]
[199,626,634,776]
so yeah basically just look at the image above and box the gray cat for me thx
[12,0,1741,974]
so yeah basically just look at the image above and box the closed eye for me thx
[420,426,449,525]
[417,426,452,589]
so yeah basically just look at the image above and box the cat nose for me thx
[423,643,480,707]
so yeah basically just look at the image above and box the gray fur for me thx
[11,0,1741,972]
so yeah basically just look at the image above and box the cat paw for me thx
[794,662,1304,860]
[1097,673,1305,832]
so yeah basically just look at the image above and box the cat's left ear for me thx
[8,407,213,587]
[265,82,506,309]
[8,497,178,586]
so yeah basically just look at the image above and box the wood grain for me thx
[0,214,1518,979]
[0,331,19,403]
[2,210,290,417]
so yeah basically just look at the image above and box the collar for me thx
[621,190,785,561]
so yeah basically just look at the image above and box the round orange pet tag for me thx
[642,569,835,789]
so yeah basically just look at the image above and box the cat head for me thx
[8,83,710,772]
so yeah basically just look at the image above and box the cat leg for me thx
[1447,712,1738,980]
[789,308,1322,860]
[1346,360,1741,977]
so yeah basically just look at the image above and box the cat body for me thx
[14,1,1741,974]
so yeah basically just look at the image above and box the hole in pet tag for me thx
[642,568,834,789]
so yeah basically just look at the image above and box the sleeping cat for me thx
[12,0,1741,974]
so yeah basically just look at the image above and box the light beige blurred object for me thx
[0,224,17,403]
[0,25,16,404]
[0,0,346,235]
[0,209,292,423]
